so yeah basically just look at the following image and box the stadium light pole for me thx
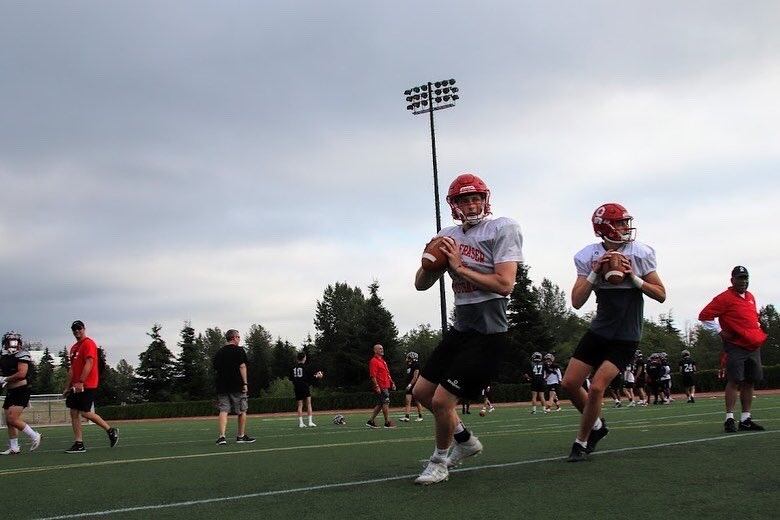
[403,78,460,333]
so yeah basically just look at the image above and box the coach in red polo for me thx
[366,344,395,429]
[699,266,767,433]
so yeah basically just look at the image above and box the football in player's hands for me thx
[421,236,450,272]
[314,371,324,379]
[604,252,626,285]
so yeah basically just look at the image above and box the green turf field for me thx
[3,395,778,520]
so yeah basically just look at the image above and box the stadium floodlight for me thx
[401,77,460,333]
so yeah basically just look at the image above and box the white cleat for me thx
[399,417,410,422]
[415,416,424,422]
[299,423,307,428]
[1,447,20,455]
[446,436,483,468]
[30,433,42,451]
[414,459,449,485]
[308,422,317,427]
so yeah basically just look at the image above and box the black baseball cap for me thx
[71,320,85,330]
[731,266,749,278]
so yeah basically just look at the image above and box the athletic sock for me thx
[405,414,410,419]
[22,424,37,438]
[592,418,603,431]
[726,412,734,420]
[434,447,449,461]
[453,422,471,443]
[575,438,587,448]
[740,412,751,422]
[532,405,537,412]
[9,438,19,450]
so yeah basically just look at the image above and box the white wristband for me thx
[586,271,599,285]
[631,274,644,288]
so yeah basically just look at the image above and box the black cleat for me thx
[738,418,765,431]
[236,435,256,443]
[107,427,119,448]
[586,419,609,454]
[216,436,227,445]
[65,441,86,454]
[366,420,379,429]
[567,442,588,462]
[724,418,737,433]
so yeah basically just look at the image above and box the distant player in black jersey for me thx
[679,350,697,403]
[291,352,323,428]
[1,332,42,455]
[645,353,664,404]
[401,352,424,422]
[525,352,546,414]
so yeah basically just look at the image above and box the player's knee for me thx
[561,378,579,394]
[588,383,605,397]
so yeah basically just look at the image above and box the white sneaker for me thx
[488,406,495,413]
[446,436,483,468]
[30,433,42,451]
[415,416,424,422]
[308,422,317,427]
[299,423,307,428]
[414,459,448,485]
[399,416,410,422]
[1,447,20,455]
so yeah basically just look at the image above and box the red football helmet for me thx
[592,203,635,243]
[446,173,491,224]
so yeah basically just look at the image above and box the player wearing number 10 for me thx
[292,352,323,428]
[561,203,666,462]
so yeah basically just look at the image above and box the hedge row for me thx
[98,364,780,421]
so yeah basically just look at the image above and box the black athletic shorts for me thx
[572,330,638,372]
[3,385,31,409]
[682,374,695,387]
[531,378,546,393]
[609,374,624,390]
[66,389,97,413]
[294,382,311,401]
[624,381,635,389]
[420,329,508,401]
[546,383,560,394]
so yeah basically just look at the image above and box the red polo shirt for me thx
[699,288,767,350]
[369,355,393,390]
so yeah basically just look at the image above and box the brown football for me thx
[421,236,449,272]
[604,253,626,285]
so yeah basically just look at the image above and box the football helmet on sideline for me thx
[332,414,347,425]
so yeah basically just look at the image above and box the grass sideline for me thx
[2,395,778,520]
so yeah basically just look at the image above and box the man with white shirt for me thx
[699,266,767,433]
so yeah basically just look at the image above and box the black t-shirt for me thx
[0,348,31,377]
[291,362,310,386]
[212,345,248,394]
[679,358,696,374]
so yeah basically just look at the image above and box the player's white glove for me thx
[0,376,7,388]
[406,384,412,391]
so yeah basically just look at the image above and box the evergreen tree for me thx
[362,281,402,382]
[505,265,554,382]
[35,348,57,393]
[271,338,297,382]
[115,359,139,403]
[759,304,780,367]
[53,347,71,393]
[95,347,121,405]
[176,321,208,400]
[245,324,273,396]
[136,324,176,402]
[399,324,441,365]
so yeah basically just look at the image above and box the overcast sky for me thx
[2,2,778,364]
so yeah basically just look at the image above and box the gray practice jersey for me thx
[437,216,523,334]
[574,240,657,341]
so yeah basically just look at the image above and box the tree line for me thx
[26,268,780,405]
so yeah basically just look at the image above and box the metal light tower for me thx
[403,78,460,333]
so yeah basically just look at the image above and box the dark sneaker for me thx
[216,436,227,445]
[738,418,765,431]
[724,418,737,433]
[66,442,86,454]
[586,419,609,454]
[236,435,256,443]
[690,397,695,403]
[366,420,378,429]
[384,421,396,428]
[107,427,119,448]
[567,442,588,462]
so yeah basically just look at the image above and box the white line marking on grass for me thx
[32,430,779,520]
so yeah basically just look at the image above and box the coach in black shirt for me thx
[212,329,255,445]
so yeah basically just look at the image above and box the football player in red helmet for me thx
[561,203,666,462]
[412,173,523,484]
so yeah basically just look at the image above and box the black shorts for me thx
[376,389,391,405]
[294,383,311,401]
[572,330,639,372]
[3,386,31,409]
[624,381,635,389]
[531,378,546,393]
[66,389,97,413]
[636,375,646,387]
[420,329,508,401]
[546,383,560,394]
[682,374,695,387]
[609,374,624,390]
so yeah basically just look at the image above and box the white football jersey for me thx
[437,216,523,306]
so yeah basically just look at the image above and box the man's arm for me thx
[2,361,28,384]
[239,363,248,394]
[415,267,444,291]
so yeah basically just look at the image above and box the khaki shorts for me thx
[217,393,248,414]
